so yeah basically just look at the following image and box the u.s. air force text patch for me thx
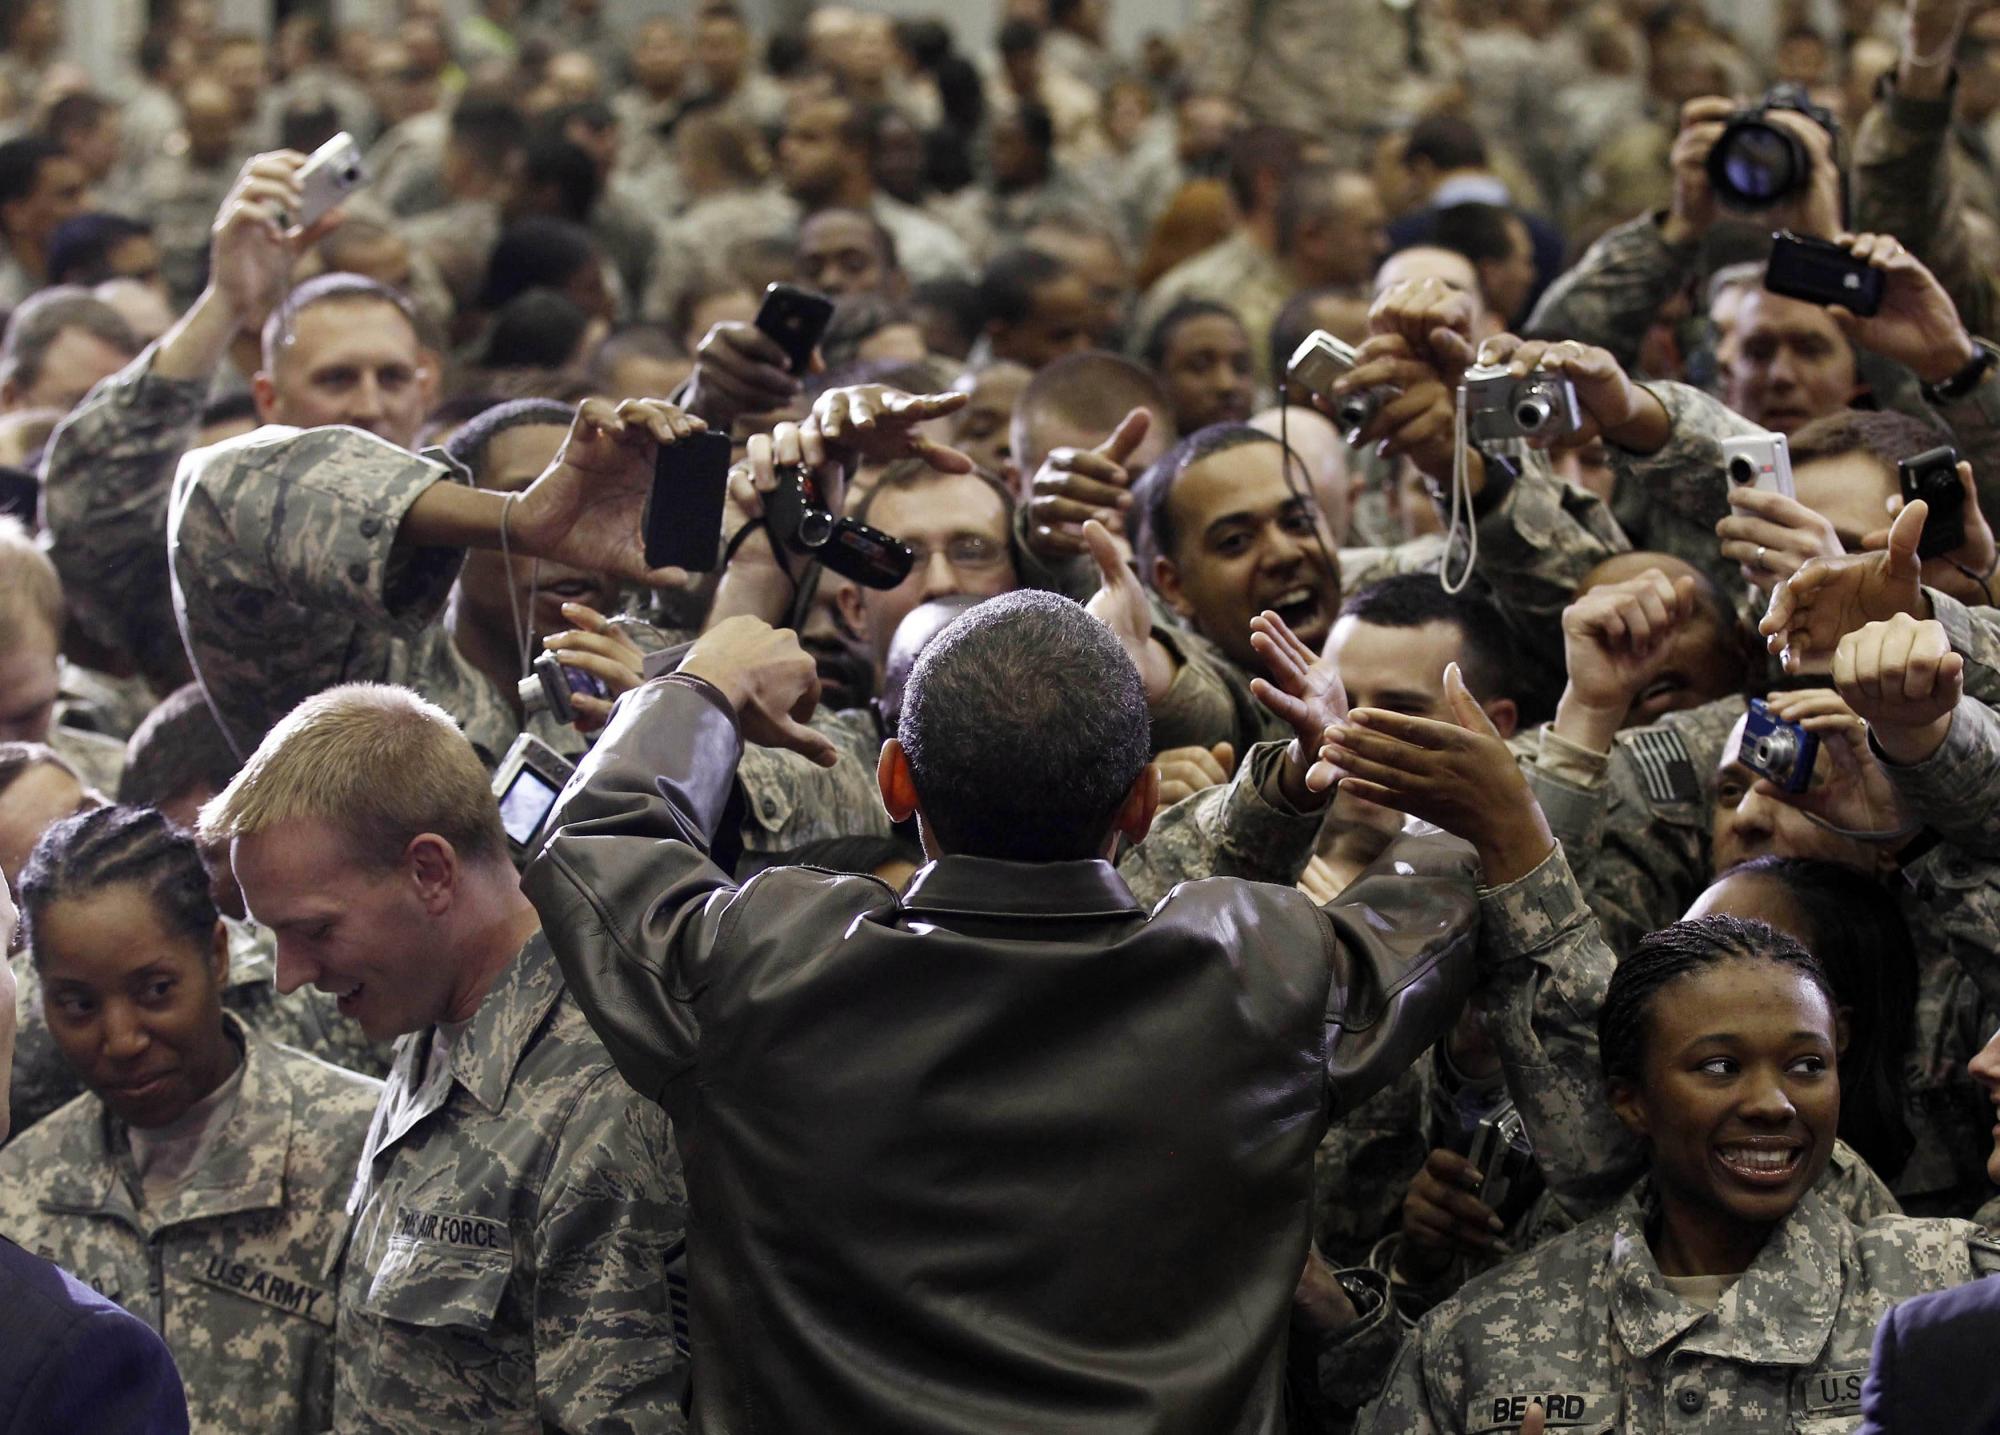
[393,1206,509,1252]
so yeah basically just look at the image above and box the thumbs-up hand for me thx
[1762,499,1931,675]
[1025,407,1153,560]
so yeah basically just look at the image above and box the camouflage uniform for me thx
[57,661,160,744]
[1357,1180,2000,1434]
[0,1015,381,1434]
[168,424,584,767]
[1524,697,1997,1216]
[735,704,892,862]
[43,343,214,687]
[9,917,391,1141]
[335,931,689,1434]
[1131,232,1307,390]
[49,722,125,794]
[1524,213,1700,374]
[1854,76,2000,342]
[1116,739,1323,909]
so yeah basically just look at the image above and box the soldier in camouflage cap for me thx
[202,682,691,1434]
[0,806,380,1433]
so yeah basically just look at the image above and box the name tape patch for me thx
[393,1205,509,1252]
[1468,1392,1618,1432]
[193,1256,333,1325]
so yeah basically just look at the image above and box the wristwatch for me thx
[1922,336,2000,403]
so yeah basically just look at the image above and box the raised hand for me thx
[1368,277,1481,377]
[1333,332,1461,481]
[1863,458,1997,608]
[1247,609,1349,809]
[1833,613,1965,765]
[1761,500,1930,674]
[211,150,345,331]
[541,602,647,732]
[1024,407,1152,560]
[677,615,837,765]
[805,384,972,472]
[1471,334,1669,454]
[1717,484,1845,595]
[1758,687,1914,838]
[1660,96,1734,245]
[684,321,809,430]
[1556,570,1700,749]
[1082,519,1176,701]
[1824,232,1978,384]
[1156,742,1236,807]
[510,398,707,585]
[1319,663,1554,884]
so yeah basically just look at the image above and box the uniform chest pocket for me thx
[358,1225,514,1333]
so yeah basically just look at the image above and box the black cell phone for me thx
[1899,444,1967,560]
[643,430,732,570]
[1764,231,1885,317]
[754,283,835,375]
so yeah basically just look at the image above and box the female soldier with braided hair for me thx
[0,805,381,1435]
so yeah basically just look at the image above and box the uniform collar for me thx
[447,930,566,1116]
[899,856,1145,921]
[1607,1179,1842,1366]
[43,1014,292,1233]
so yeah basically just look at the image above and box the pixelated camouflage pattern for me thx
[168,424,586,769]
[8,919,390,1142]
[1875,697,2000,861]
[0,1016,380,1434]
[1357,1181,2000,1434]
[335,932,689,1435]
[1524,214,1700,374]
[41,345,207,687]
[1117,738,1324,909]
[735,704,891,858]
[57,661,161,744]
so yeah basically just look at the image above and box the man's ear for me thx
[1607,1078,1649,1142]
[834,579,868,640]
[877,738,919,824]
[1151,554,1194,621]
[1483,697,1519,741]
[405,833,459,915]
[1111,761,1160,850]
[251,370,279,423]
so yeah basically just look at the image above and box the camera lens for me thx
[1728,456,1757,485]
[1514,397,1553,432]
[1753,729,1798,773]
[517,674,548,716]
[1707,120,1805,208]
[341,165,359,184]
[1336,391,1377,431]
[797,508,835,548]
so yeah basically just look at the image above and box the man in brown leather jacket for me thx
[525,590,1481,1433]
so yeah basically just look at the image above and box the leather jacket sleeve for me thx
[523,675,749,1104]
[1316,826,1481,1121]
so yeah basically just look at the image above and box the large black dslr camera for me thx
[1706,85,1837,210]
[765,463,914,590]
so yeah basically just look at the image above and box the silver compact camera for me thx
[491,732,577,868]
[294,132,367,229]
[1720,431,1795,498]
[1460,362,1582,445]
[1286,330,1391,435]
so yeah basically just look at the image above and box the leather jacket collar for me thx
[900,856,1146,921]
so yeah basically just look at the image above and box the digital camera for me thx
[764,463,914,590]
[294,132,367,229]
[1721,431,1794,497]
[1706,85,1837,211]
[518,651,609,726]
[1764,231,1885,317]
[1898,444,1967,560]
[1465,1099,1541,1230]
[491,733,577,868]
[1460,362,1582,445]
[1728,697,1820,795]
[1285,330,1391,436]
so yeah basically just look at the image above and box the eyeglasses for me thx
[900,535,1009,571]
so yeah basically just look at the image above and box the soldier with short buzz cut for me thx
[199,682,690,1435]
[0,806,380,1434]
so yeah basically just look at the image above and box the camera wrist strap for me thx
[1441,386,1479,595]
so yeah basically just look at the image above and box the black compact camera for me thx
[1465,1099,1541,1229]
[764,463,914,590]
[1728,697,1820,795]
[1707,85,1838,210]
[1899,444,1967,560]
[1764,231,1885,317]
[491,732,577,868]
[518,651,609,726]
[1460,362,1583,445]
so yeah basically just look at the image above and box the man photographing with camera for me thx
[523,591,1481,1431]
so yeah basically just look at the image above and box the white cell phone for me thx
[294,132,367,229]
[1721,431,1794,498]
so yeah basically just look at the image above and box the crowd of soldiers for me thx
[0,0,1998,1430]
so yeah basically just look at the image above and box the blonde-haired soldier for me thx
[202,683,691,1433]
